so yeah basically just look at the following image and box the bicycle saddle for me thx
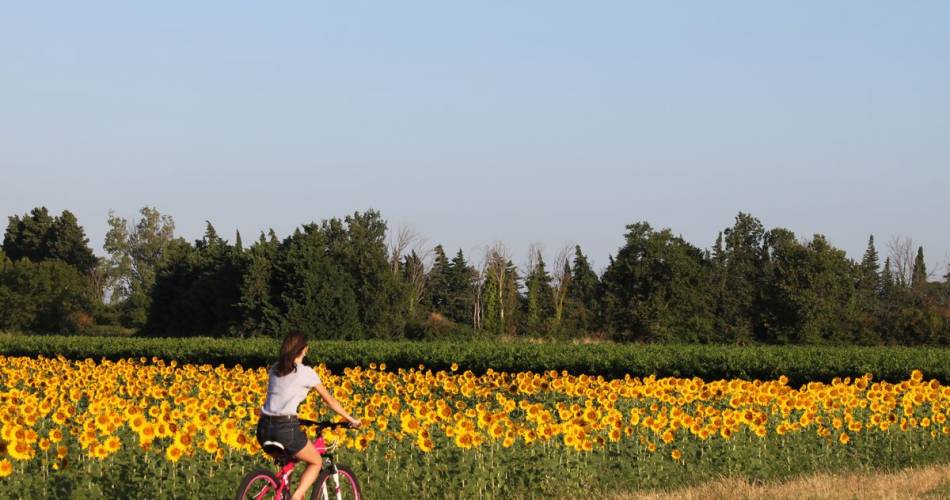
[261,441,293,464]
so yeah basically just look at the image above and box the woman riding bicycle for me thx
[256,331,361,500]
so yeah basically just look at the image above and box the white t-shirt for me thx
[261,363,322,416]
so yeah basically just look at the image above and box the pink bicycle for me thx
[236,420,362,500]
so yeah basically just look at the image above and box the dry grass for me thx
[612,464,950,500]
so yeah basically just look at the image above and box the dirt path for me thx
[611,464,950,500]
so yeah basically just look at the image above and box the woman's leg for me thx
[291,442,323,500]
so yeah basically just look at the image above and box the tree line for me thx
[2,206,948,344]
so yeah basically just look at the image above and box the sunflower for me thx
[838,432,850,445]
[166,444,185,463]
[0,459,12,478]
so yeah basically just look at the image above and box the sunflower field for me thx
[2,354,950,498]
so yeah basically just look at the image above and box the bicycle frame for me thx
[270,435,345,500]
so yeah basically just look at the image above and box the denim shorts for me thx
[256,416,309,456]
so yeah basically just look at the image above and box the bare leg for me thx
[292,442,323,500]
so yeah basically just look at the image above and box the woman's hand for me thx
[314,384,362,429]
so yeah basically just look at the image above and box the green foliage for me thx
[4,424,948,499]
[328,211,400,338]
[851,235,883,344]
[445,250,477,325]
[103,207,185,327]
[760,231,855,344]
[143,223,248,337]
[426,245,452,314]
[2,207,98,273]
[4,335,950,385]
[715,213,768,343]
[4,206,948,346]
[912,246,928,289]
[0,258,95,334]
[274,223,363,340]
[235,231,282,336]
[523,249,554,336]
[482,253,520,335]
[601,223,713,343]
[563,245,600,335]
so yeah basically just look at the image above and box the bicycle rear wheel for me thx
[311,464,362,500]
[236,468,285,500]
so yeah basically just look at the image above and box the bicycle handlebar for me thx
[298,419,353,430]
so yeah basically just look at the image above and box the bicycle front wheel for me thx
[236,468,284,500]
[311,464,362,500]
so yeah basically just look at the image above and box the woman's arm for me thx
[313,384,362,428]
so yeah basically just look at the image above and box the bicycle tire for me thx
[236,468,285,500]
[310,464,362,500]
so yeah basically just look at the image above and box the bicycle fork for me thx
[320,463,343,500]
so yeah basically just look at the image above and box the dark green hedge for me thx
[1,335,945,385]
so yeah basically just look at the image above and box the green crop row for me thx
[1,334,946,385]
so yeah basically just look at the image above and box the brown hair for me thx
[273,331,308,377]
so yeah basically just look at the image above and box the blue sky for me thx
[2,2,948,274]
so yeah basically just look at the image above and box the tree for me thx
[851,235,882,344]
[103,207,186,328]
[3,207,97,273]
[715,213,767,343]
[857,235,881,293]
[522,245,554,336]
[268,210,400,340]
[232,231,282,336]
[445,249,476,324]
[549,245,573,333]
[426,245,452,314]
[758,228,800,344]
[387,226,423,278]
[387,226,429,322]
[760,231,855,344]
[401,250,428,318]
[473,253,487,330]
[480,243,519,335]
[566,245,600,334]
[274,224,362,340]
[600,222,713,343]
[887,236,915,287]
[912,246,928,289]
[881,257,895,299]
[330,210,401,338]
[143,222,248,337]
[0,256,95,334]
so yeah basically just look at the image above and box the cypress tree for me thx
[852,235,882,344]
[426,245,451,314]
[912,246,927,288]
[567,245,599,333]
[881,257,894,298]
[523,250,554,336]
[858,235,880,293]
[712,232,725,264]
[445,250,476,325]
